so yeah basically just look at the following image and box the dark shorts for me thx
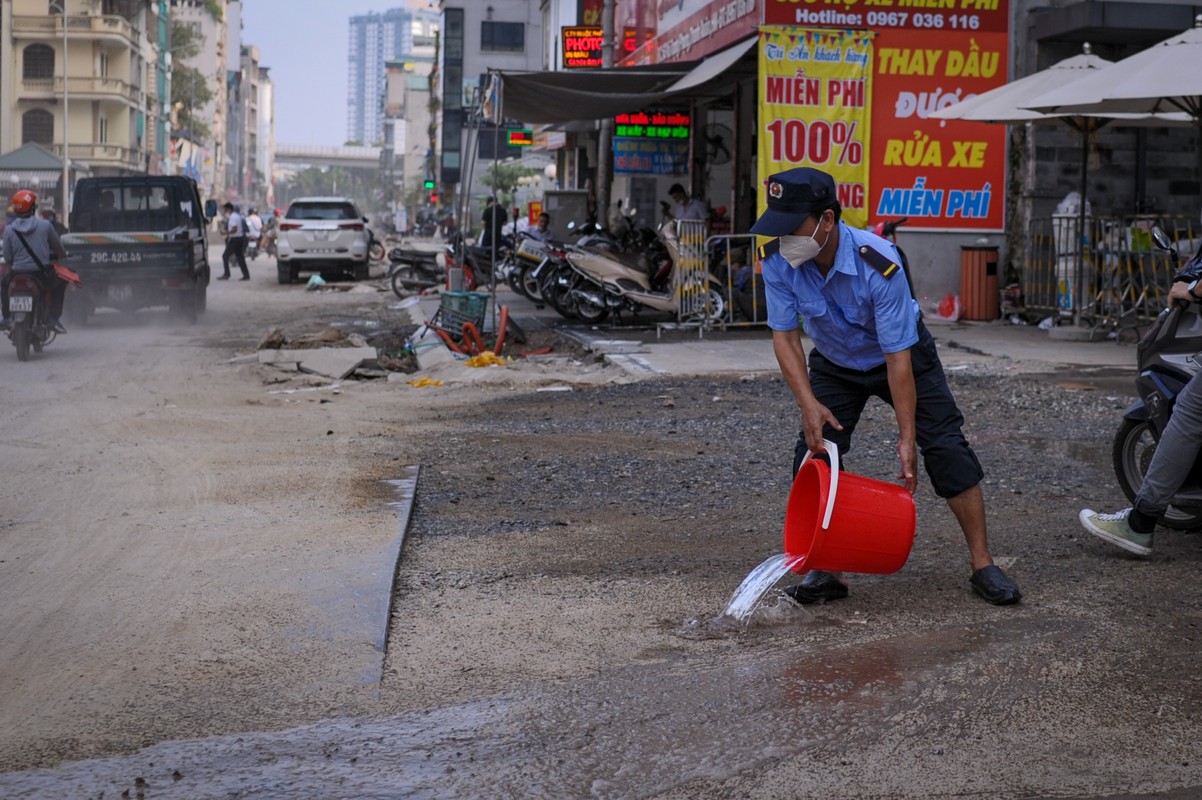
[794,323,984,499]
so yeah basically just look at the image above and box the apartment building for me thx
[169,0,229,199]
[0,0,171,194]
[382,48,434,228]
[348,3,439,146]
[436,0,545,206]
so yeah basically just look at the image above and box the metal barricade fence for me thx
[706,232,763,328]
[1024,214,1199,333]
[673,219,711,325]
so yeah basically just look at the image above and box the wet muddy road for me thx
[2,273,1202,798]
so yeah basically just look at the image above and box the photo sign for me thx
[562,26,604,68]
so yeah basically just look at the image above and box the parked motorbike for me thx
[1112,225,1202,529]
[388,244,447,296]
[6,271,58,361]
[563,219,727,325]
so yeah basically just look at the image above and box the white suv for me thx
[276,197,371,284]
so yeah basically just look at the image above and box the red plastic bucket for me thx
[784,442,916,575]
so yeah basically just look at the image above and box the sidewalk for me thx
[396,281,1139,380]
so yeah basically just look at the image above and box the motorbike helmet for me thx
[11,189,36,217]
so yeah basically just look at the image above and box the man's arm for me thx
[48,227,67,261]
[772,328,843,455]
[883,349,918,493]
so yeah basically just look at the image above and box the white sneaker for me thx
[1078,508,1153,556]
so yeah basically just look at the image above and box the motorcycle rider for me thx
[1080,248,1202,555]
[753,167,1021,605]
[0,189,68,334]
[245,207,264,258]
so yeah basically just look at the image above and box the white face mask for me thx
[778,222,830,269]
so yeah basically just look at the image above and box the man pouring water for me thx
[753,167,1021,606]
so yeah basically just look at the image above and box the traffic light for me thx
[423,179,435,190]
[429,193,439,205]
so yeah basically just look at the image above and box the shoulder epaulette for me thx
[756,238,780,261]
[858,244,901,280]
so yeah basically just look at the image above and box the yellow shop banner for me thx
[757,26,874,229]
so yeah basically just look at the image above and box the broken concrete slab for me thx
[295,346,379,380]
[258,349,300,365]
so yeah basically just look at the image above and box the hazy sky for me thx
[240,0,413,147]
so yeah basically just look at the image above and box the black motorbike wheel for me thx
[12,321,30,361]
[520,264,545,304]
[704,281,728,324]
[390,266,439,298]
[1112,418,1202,531]
[539,267,577,320]
[573,289,610,324]
[503,257,524,295]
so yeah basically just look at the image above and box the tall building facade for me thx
[168,0,229,199]
[347,3,439,146]
[436,0,545,203]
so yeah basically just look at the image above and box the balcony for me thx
[12,14,136,46]
[49,142,144,173]
[19,76,145,108]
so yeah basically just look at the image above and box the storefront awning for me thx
[499,36,757,125]
[664,36,757,94]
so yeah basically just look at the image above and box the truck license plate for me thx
[9,295,32,312]
[108,285,133,302]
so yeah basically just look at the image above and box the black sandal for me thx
[783,571,849,605]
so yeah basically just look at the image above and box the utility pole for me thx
[54,0,70,216]
[595,0,615,226]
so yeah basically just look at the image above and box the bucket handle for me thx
[797,439,840,530]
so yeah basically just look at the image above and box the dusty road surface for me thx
[2,259,1202,799]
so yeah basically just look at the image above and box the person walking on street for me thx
[480,196,506,251]
[753,167,1021,606]
[220,202,249,280]
[1080,247,1202,554]
[1,189,69,333]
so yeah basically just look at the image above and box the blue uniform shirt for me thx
[762,221,919,371]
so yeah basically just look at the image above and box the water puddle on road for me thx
[0,618,1058,799]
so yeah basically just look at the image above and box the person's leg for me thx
[784,349,871,604]
[1135,372,1202,519]
[1081,371,1202,553]
[877,326,1018,602]
[0,273,9,326]
[48,275,67,332]
[220,241,233,278]
[234,238,249,279]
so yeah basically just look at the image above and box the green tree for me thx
[170,20,215,140]
[480,164,541,208]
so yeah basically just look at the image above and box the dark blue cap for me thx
[750,167,836,236]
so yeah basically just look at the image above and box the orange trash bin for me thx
[960,246,999,321]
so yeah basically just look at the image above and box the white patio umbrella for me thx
[1025,15,1202,182]
[932,46,1189,325]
